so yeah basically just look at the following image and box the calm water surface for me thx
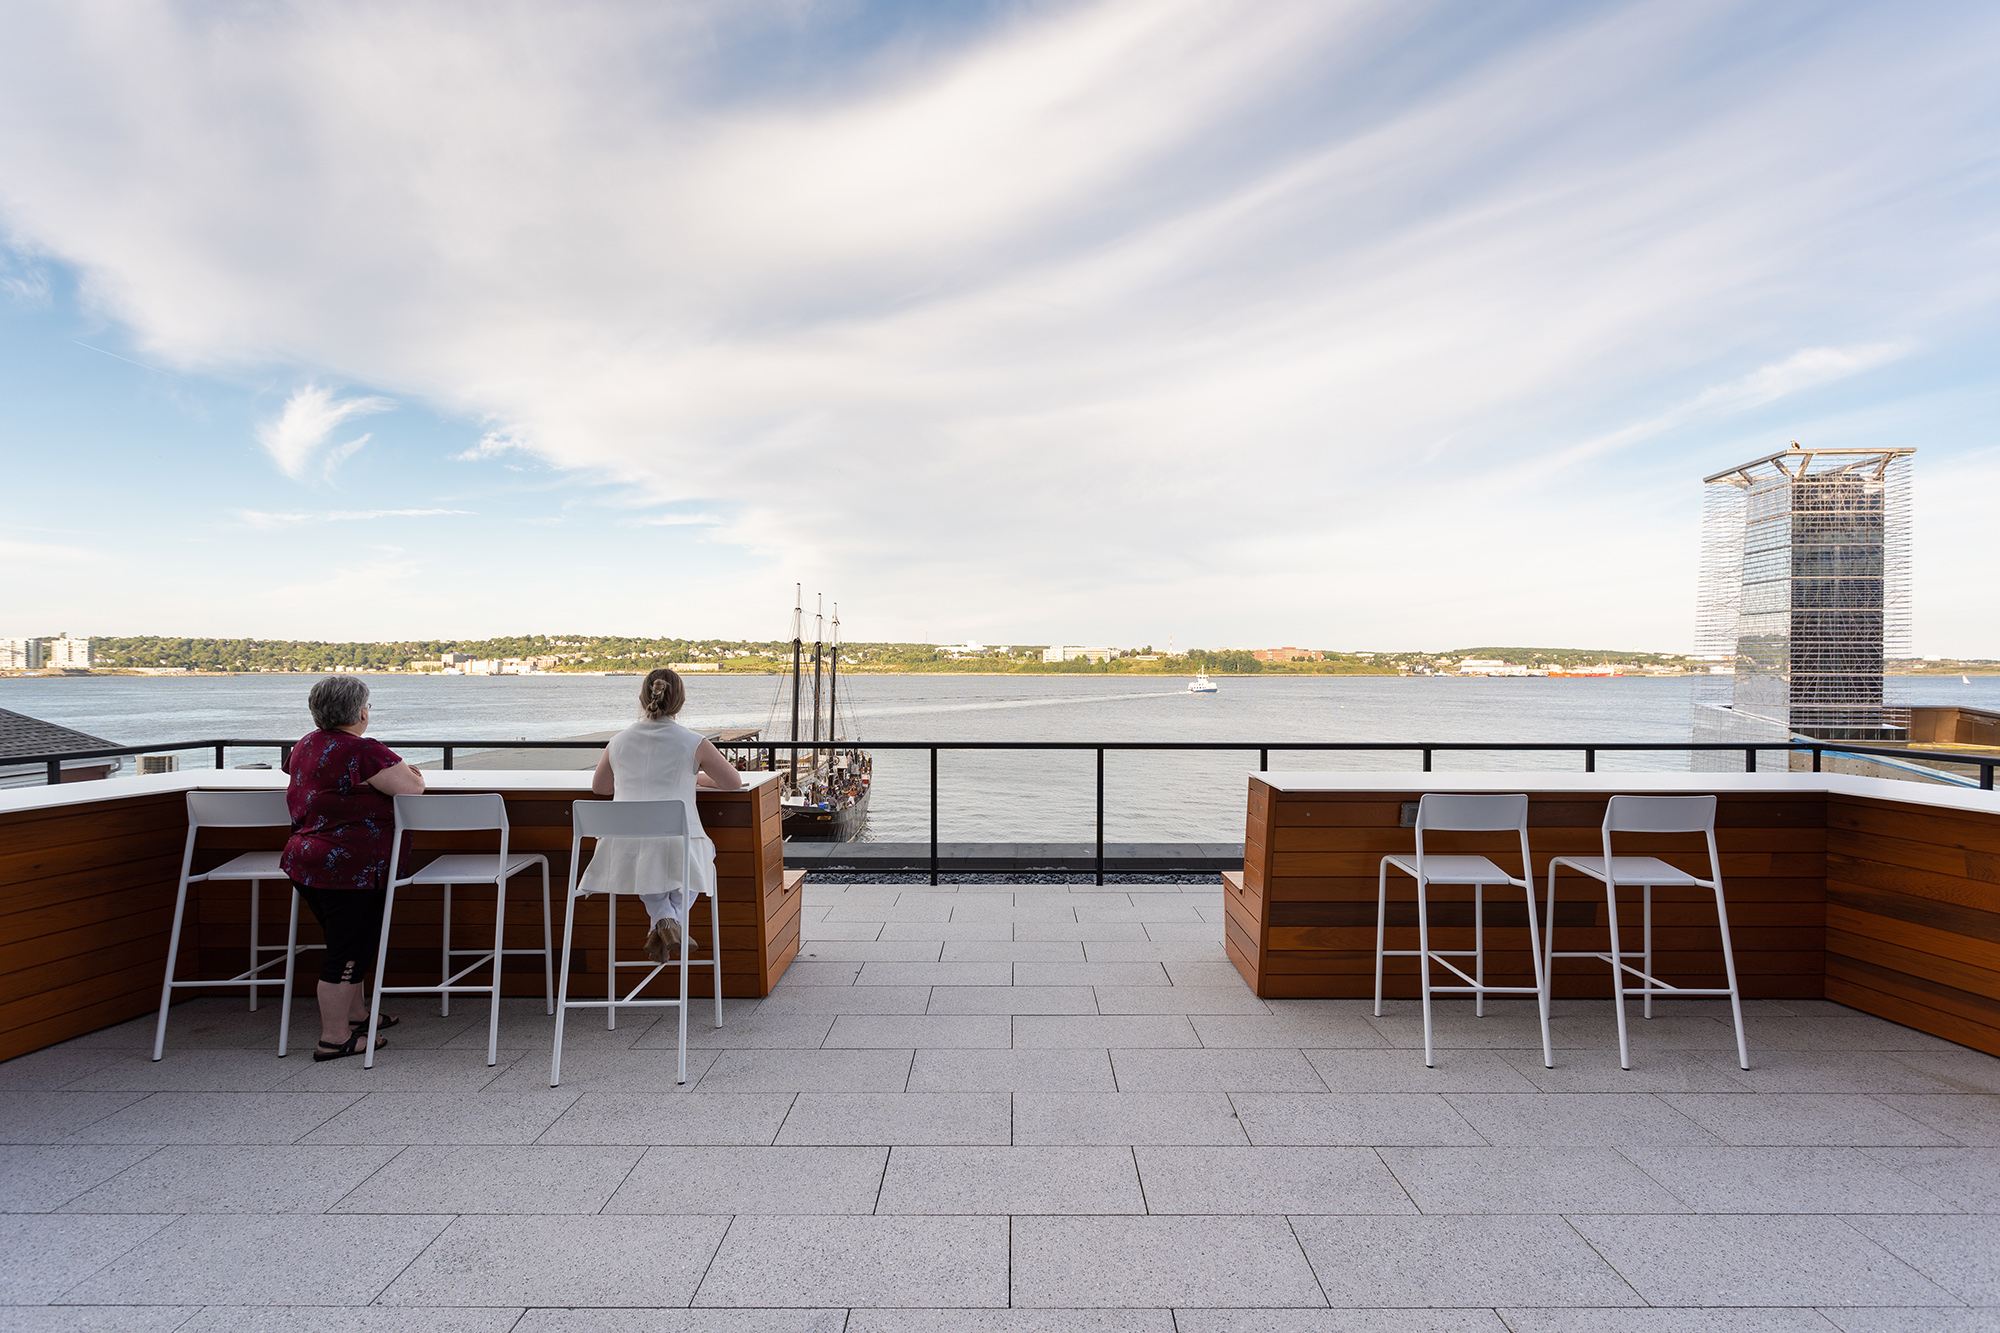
[6,673,1993,842]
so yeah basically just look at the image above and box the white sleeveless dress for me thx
[577,719,717,928]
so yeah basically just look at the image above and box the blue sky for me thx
[1,0,1995,653]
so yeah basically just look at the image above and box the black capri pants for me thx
[294,883,388,985]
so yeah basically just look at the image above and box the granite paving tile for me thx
[9,1307,212,1332]
[789,940,946,961]
[906,1049,1116,1093]
[1885,1048,2000,1094]
[693,1048,913,1092]
[1443,1093,1716,1146]
[1095,986,1270,1015]
[696,1215,1009,1307]
[272,1047,526,1092]
[0,1092,151,1144]
[937,940,1086,962]
[1863,1146,2000,1211]
[879,921,1016,941]
[1379,1146,1688,1214]
[754,987,933,1015]
[516,1312,846,1333]
[0,1145,155,1212]
[1110,1048,1328,1092]
[537,1092,795,1145]
[64,1214,450,1306]
[1134,1145,1414,1214]
[1661,1094,1954,1146]
[856,962,1013,987]
[1573,1214,1958,1307]
[1694,1050,1962,1095]
[72,1092,362,1145]
[604,1145,887,1214]
[63,1143,400,1214]
[1192,1013,1390,1049]
[1175,1313,1509,1332]
[824,1015,1013,1048]
[1014,1015,1198,1048]
[330,1144,641,1213]
[1498,1049,1753,1093]
[1495,1312,1840,1332]
[379,1214,728,1307]
[847,1312,1174,1333]
[1818,1313,2000,1333]
[775,1092,1012,1145]
[1012,922,1150,942]
[1011,1215,1325,1308]
[1622,1146,1954,1213]
[1845,1214,2000,1304]
[1232,1093,1484,1146]
[1012,1092,1249,1145]
[1747,1017,1960,1052]
[299,1090,578,1144]
[875,1145,1145,1214]
[0,1214,172,1304]
[774,961,865,984]
[924,986,1097,1014]
[1873,1094,2000,1146]
[1079,941,1228,962]
[1012,962,1171,987]
[1291,1214,1642,1308]
[1306,1049,1540,1093]
[61,1049,323,1094]
[0,1045,132,1091]
[509,1045,721,1087]
[799,921,891,940]
[1162,960,1252,987]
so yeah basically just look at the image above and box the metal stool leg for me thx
[1416,875,1435,1068]
[1372,862,1389,1017]
[1643,884,1654,1020]
[551,892,580,1087]
[279,889,302,1058]
[1604,878,1632,1070]
[607,890,619,1030]
[1715,883,1750,1070]
[152,876,195,1062]
[440,884,453,1018]
[710,890,723,1027]
[1474,883,1485,1018]
[677,909,692,1084]
[486,877,507,1067]
[248,881,261,1012]
[1521,876,1553,1068]
[541,862,555,1016]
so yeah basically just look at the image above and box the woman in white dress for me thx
[583,669,744,962]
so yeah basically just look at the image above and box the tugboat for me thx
[1187,672,1219,693]
[769,589,871,841]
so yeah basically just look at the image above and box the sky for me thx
[1,0,1995,654]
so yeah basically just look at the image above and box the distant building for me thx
[1254,647,1323,663]
[0,638,45,671]
[670,662,720,672]
[1042,646,1114,664]
[45,638,92,670]
[0,707,121,788]
[1457,659,1528,677]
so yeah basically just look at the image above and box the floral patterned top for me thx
[280,730,404,890]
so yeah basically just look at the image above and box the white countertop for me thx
[0,767,779,817]
[1249,769,2000,818]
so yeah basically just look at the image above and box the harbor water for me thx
[5,673,1994,844]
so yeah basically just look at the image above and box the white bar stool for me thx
[1544,794,1749,1070]
[153,790,319,1060]
[551,799,722,1087]
[1375,792,1552,1069]
[363,793,553,1068]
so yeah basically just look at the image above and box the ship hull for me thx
[782,785,871,842]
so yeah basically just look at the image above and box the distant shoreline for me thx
[7,670,1996,681]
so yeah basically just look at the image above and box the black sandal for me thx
[352,1014,399,1033]
[313,1031,387,1062]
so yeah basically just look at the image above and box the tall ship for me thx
[710,589,872,841]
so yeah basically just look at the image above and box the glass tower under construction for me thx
[1693,444,1914,758]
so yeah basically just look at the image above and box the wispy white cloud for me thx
[0,1,1995,646]
[254,384,394,480]
[235,507,468,530]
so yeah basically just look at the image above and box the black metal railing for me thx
[7,736,1994,884]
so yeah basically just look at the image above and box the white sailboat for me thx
[1187,672,1218,694]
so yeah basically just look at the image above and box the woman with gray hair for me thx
[280,675,425,1061]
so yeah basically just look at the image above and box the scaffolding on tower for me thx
[1692,443,1914,770]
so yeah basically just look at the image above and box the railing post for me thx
[1584,748,1596,773]
[46,758,60,786]
[443,746,454,770]
[1258,748,1268,773]
[1813,747,1822,773]
[1095,748,1105,887]
[1744,748,1756,773]
[1422,749,1433,773]
[929,748,939,887]
[214,744,226,771]
[1984,762,1994,793]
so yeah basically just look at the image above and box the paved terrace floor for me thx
[4,880,1998,1333]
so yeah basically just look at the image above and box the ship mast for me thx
[789,585,802,788]
[810,595,824,792]
[828,603,840,746]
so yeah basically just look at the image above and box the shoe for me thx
[313,1030,386,1062]
[644,917,683,963]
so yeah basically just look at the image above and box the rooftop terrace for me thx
[6,877,1998,1330]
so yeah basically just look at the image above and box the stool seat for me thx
[194,852,287,882]
[401,852,547,885]
[1381,854,1521,885]
[1547,855,1707,888]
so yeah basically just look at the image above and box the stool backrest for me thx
[573,799,688,840]
[1416,793,1529,832]
[392,792,509,832]
[186,790,292,829]
[1604,794,1716,834]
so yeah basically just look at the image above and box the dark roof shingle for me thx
[0,708,118,759]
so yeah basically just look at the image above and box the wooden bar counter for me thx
[0,770,799,1063]
[1231,771,2000,1058]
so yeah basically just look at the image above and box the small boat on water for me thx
[1187,672,1219,694]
